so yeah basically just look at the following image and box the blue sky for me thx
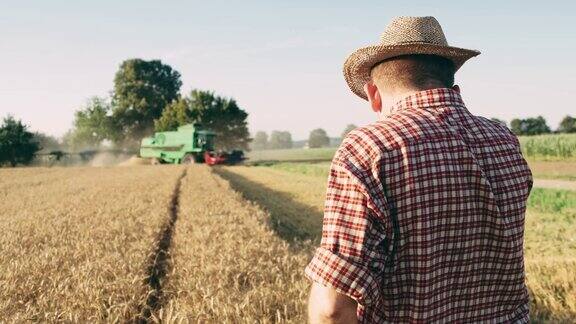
[1,1,574,140]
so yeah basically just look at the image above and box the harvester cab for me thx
[139,124,244,165]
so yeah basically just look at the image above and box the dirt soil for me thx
[533,179,576,191]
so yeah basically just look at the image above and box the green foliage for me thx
[341,124,358,140]
[252,131,268,150]
[154,98,188,132]
[524,188,576,262]
[519,134,576,160]
[33,132,61,153]
[112,59,182,141]
[268,131,293,149]
[558,115,576,134]
[155,90,250,150]
[528,188,576,216]
[68,97,117,149]
[247,147,336,162]
[510,116,551,136]
[0,116,40,167]
[308,128,329,148]
[266,162,331,178]
[247,134,575,162]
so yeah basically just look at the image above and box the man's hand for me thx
[308,282,359,324]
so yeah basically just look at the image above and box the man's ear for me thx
[363,82,382,113]
[452,84,460,93]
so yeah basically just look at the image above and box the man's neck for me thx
[378,88,421,118]
[378,85,451,119]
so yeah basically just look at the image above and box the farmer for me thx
[306,16,532,323]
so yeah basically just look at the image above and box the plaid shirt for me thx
[305,88,532,323]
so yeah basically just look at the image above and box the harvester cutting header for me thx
[139,123,245,165]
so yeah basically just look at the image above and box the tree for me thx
[153,98,188,133]
[490,118,507,127]
[268,131,292,149]
[68,97,117,149]
[112,58,182,142]
[341,124,358,139]
[0,116,40,167]
[252,131,268,150]
[308,128,330,148]
[510,116,551,136]
[33,132,61,152]
[509,119,522,135]
[155,90,251,150]
[558,115,576,133]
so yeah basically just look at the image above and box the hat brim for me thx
[343,43,481,100]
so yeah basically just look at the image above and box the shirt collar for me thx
[390,88,466,114]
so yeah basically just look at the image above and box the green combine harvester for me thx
[139,123,244,165]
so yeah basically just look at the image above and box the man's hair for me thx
[370,54,456,90]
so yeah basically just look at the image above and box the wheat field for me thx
[0,166,185,322]
[154,166,311,323]
[219,164,576,323]
[0,165,314,322]
[1,162,574,322]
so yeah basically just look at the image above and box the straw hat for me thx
[343,16,481,100]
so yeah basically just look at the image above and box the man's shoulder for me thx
[471,115,521,146]
[336,112,520,168]
[338,115,430,161]
[335,122,401,169]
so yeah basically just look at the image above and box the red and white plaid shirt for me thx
[305,88,532,323]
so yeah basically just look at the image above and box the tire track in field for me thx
[135,167,187,323]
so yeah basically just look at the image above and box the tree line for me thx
[2,64,575,166]
[251,115,576,152]
[493,116,576,136]
[252,124,358,150]
[4,112,573,166]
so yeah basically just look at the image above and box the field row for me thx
[0,165,313,322]
[154,166,311,322]
[0,165,185,322]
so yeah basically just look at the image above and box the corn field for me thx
[519,134,576,160]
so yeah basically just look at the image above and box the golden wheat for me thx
[1,162,573,322]
[153,165,312,323]
[0,165,184,322]
[220,165,576,322]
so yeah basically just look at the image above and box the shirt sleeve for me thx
[305,148,388,307]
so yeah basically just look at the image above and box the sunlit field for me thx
[247,147,336,162]
[247,133,576,163]
[1,148,574,322]
[519,134,576,161]
[220,162,576,322]
[0,165,313,322]
[2,1,575,323]
[154,166,311,322]
[0,166,184,321]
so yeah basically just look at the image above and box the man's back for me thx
[305,88,532,322]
